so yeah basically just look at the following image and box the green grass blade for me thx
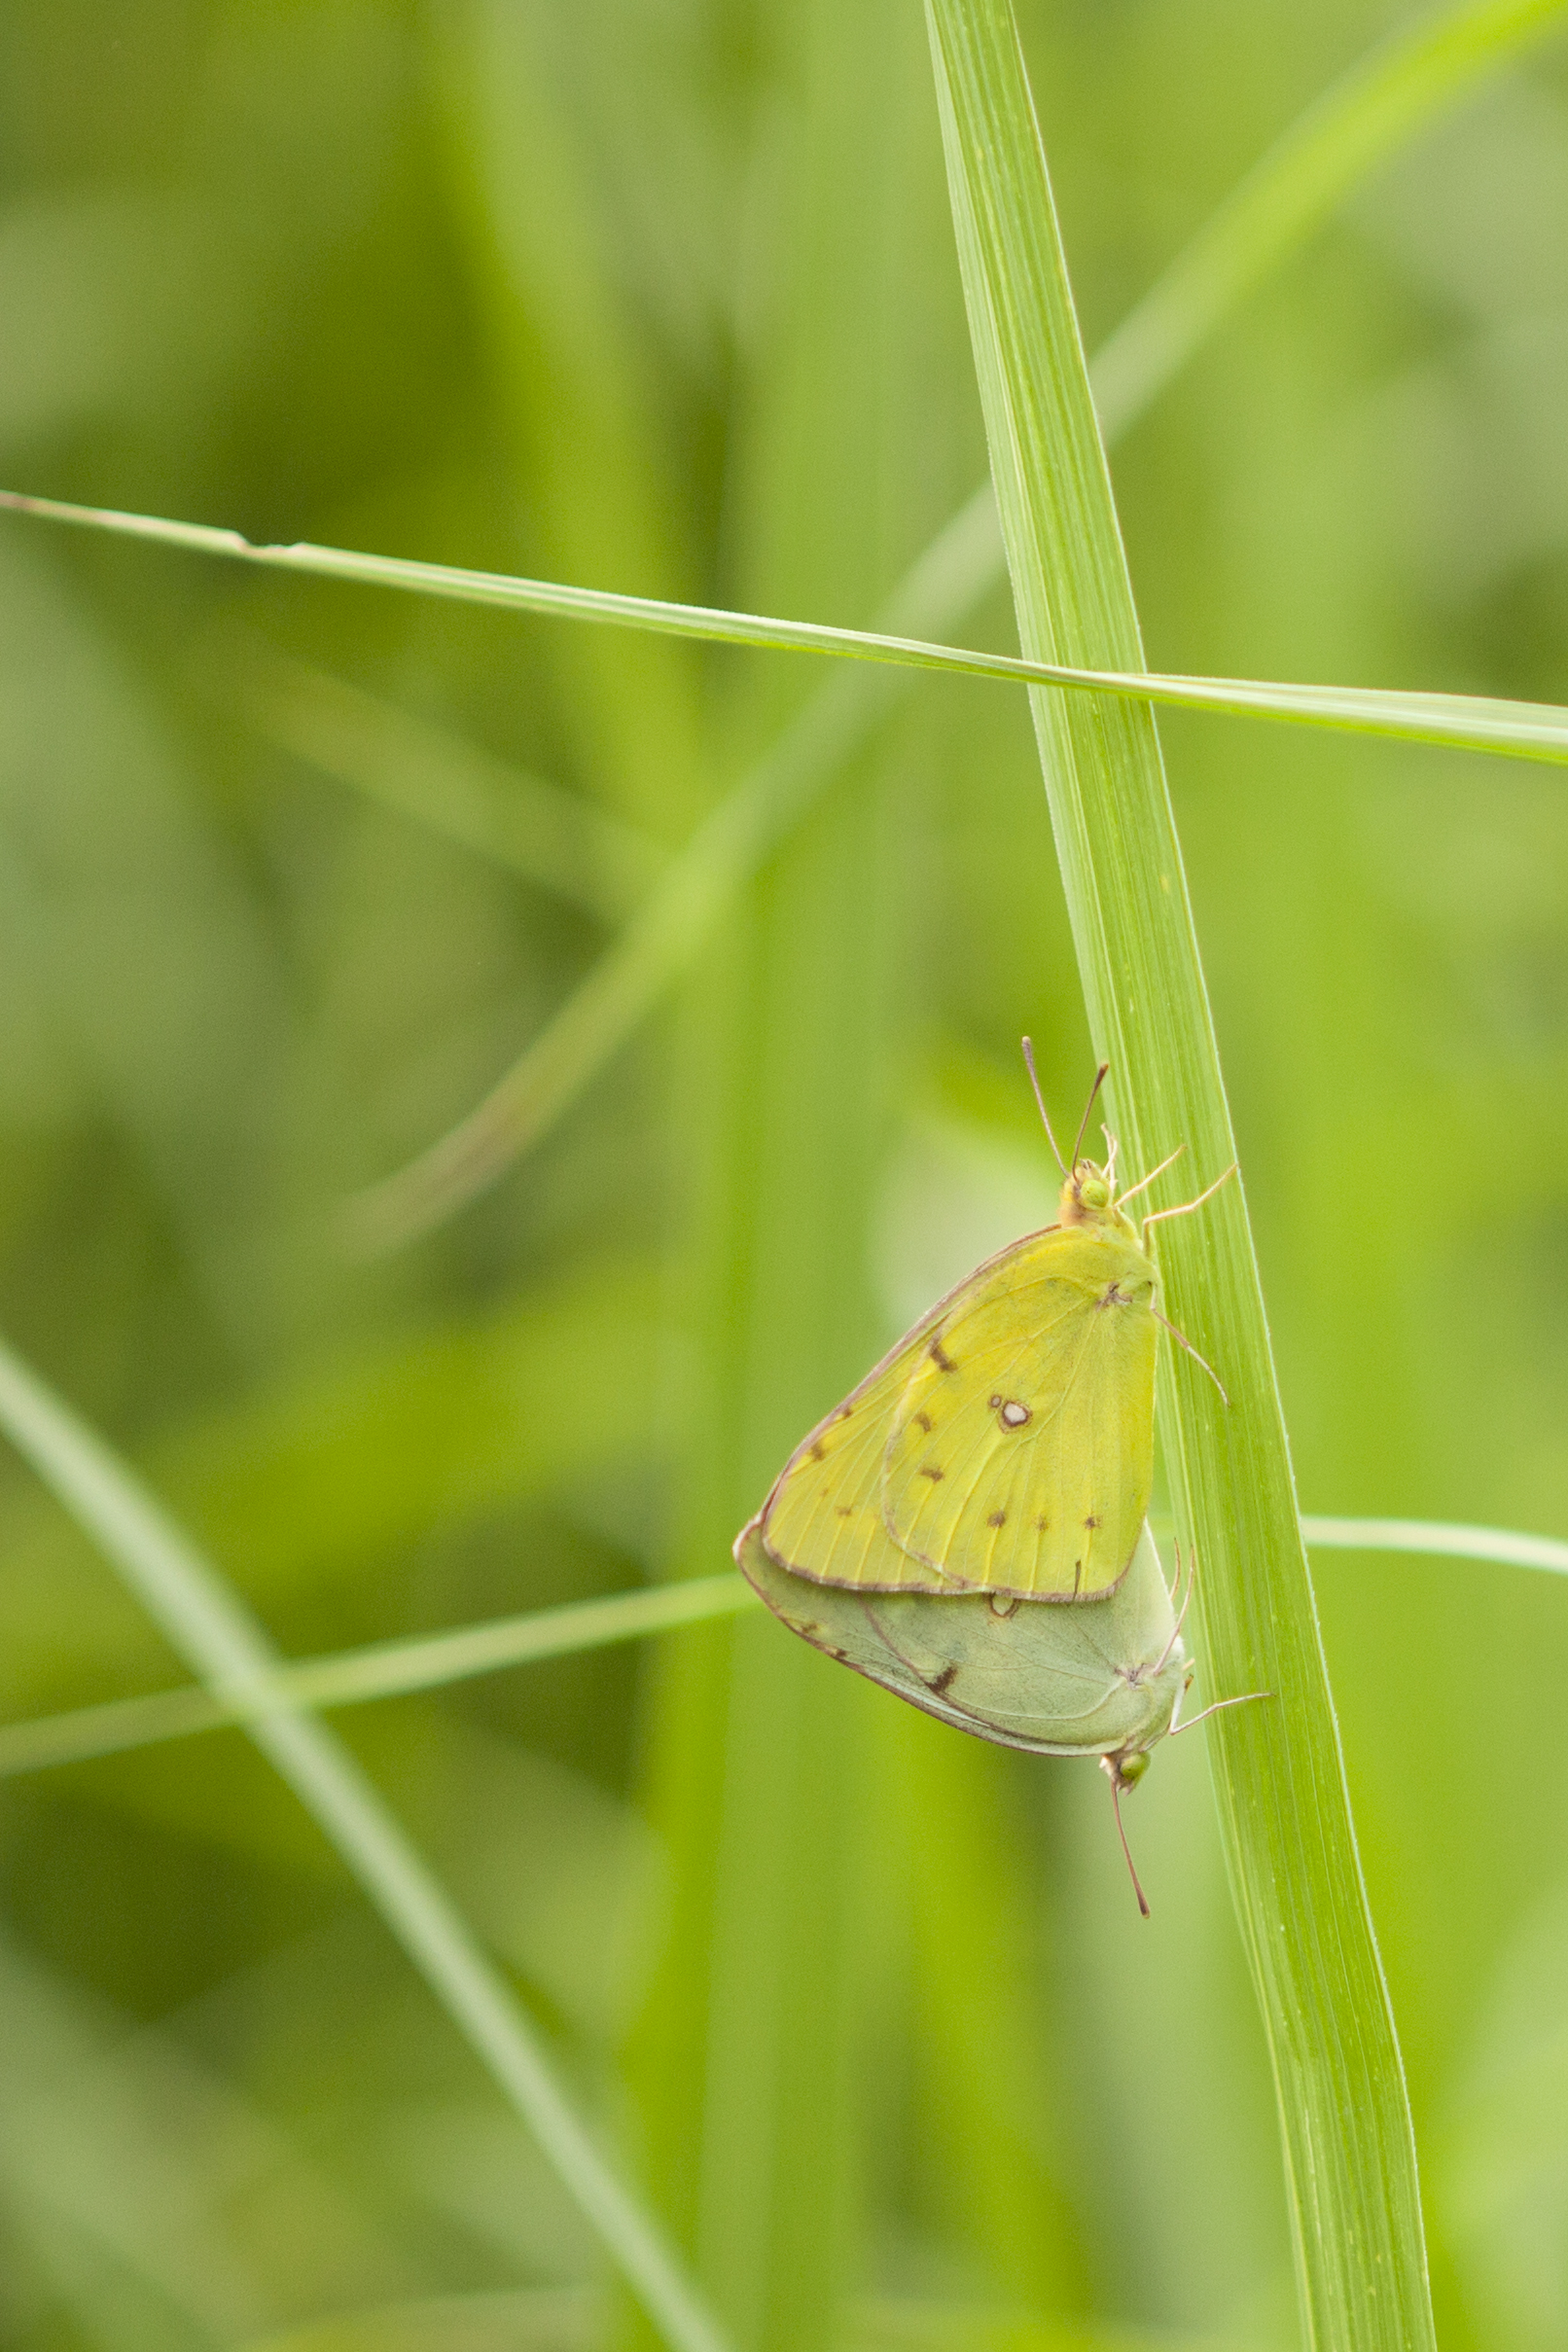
[922,3,1435,2348]
[628,18,939,2343]
[221,636,667,923]
[0,1330,734,2352]
[432,0,706,841]
[0,1573,760,1776]
[6,1509,1565,1781]
[1091,0,1568,438]
[1301,1515,1568,1574]
[8,486,1568,766]
[344,675,1568,1246]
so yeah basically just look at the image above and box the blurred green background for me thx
[2,5,1568,2351]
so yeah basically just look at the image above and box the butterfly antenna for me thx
[1020,1037,1069,1175]
[1102,1763,1151,1918]
[1070,1065,1110,1172]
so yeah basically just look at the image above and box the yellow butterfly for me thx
[739,1051,1230,1609]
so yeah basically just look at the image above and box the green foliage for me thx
[5,7,1568,2352]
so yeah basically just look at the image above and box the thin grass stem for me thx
[0,1572,759,1775]
[1091,0,1568,436]
[1,1515,1561,1778]
[6,486,1568,767]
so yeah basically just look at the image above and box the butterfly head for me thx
[1102,1745,1151,1795]
[1060,1157,1140,1242]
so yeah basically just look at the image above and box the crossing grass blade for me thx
[0,1331,734,2352]
[5,1512,1565,1779]
[0,1574,760,1776]
[921,2,1437,2347]
[7,485,1568,768]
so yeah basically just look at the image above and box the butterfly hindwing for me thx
[737,1517,1188,1756]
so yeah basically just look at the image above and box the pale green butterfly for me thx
[736,1514,1198,1908]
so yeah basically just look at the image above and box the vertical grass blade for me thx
[0,1333,733,2352]
[921,6,1436,2349]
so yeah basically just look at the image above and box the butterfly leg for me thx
[1113,1141,1186,1211]
[1150,1307,1229,1406]
[1139,1159,1237,1230]
[1151,1540,1195,1674]
[1169,1687,1271,1737]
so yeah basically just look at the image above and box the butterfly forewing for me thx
[760,1223,1158,1601]
[759,1321,957,1594]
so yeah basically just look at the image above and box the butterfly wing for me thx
[736,1517,1188,1757]
[752,1270,980,1600]
[757,1225,1157,1600]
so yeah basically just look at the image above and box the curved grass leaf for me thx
[1090,0,1568,438]
[0,1573,756,1776]
[2,1515,1560,1780]
[1303,1514,1568,1574]
[6,485,1567,768]
[0,1331,733,2352]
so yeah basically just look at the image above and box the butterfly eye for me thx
[1079,1175,1110,1209]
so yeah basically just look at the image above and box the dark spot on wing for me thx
[1034,1515,1051,1532]
[987,1510,1007,1528]
[913,1409,933,1433]
[930,1662,959,1696]
[835,1504,853,1518]
[807,1439,826,1461]
[919,1465,944,1481]
[1084,1514,1100,1529]
[928,1337,957,1372]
